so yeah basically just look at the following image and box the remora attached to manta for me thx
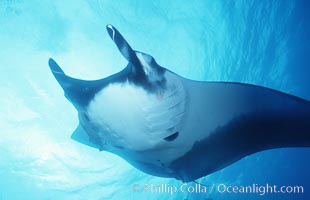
[48,24,310,182]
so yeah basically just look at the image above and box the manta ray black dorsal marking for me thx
[49,24,310,183]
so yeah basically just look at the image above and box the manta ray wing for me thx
[170,79,310,181]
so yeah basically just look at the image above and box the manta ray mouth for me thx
[164,132,179,141]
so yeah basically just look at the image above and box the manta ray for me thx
[48,25,310,182]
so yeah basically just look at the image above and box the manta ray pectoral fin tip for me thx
[106,24,115,41]
[105,25,141,69]
[106,24,113,29]
[48,58,64,75]
[48,58,55,69]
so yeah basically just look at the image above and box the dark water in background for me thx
[0,0,309,199]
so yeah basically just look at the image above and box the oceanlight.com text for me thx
[217,183,304,196]
[132,183,304,196]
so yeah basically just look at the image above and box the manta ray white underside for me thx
[48,25,310,182]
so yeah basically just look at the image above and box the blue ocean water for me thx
[0,0,309,199]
